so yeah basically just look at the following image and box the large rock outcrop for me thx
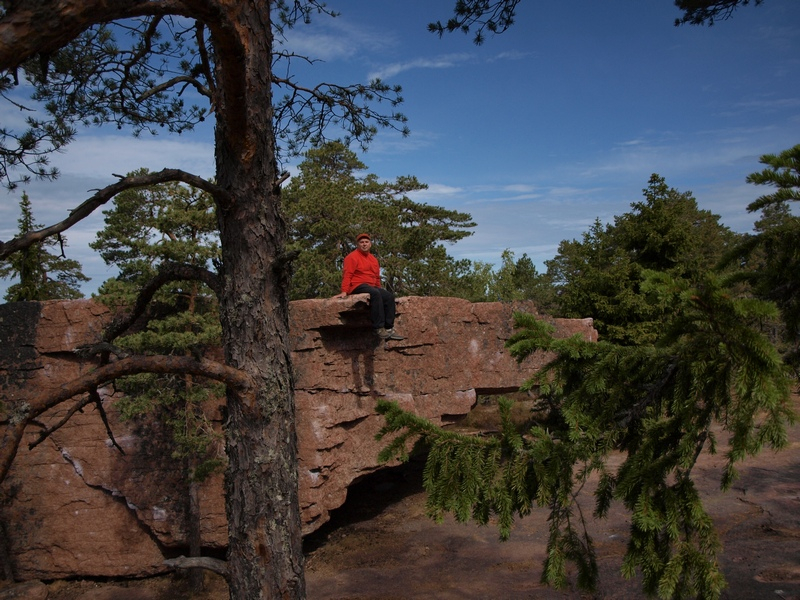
[0,296,596,580]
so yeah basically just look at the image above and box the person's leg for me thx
[375,288,404,339]
[352,284,385,329]
[377,288,396,329]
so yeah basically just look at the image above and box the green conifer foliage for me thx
[0,192,88,301]
[281,141,476,299]
[377,271,795,599]
[91,170,223,474]
[723,144,800,367]
[546,175,737,346]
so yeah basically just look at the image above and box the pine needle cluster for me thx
[376,271,795,599]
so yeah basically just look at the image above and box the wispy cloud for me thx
[280,17,396,62]
[367,48,529,81]
[718,95,800,117]
[417,182,464,196]
[488,50,531,62]
[367,53,473,81]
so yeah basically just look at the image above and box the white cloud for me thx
[55,134,215,179]
[414,182,463,197]
[367,128,440,156]
[489,50,531,62]
[366,48,529,81]
[279,14,397,63]
[367,53,473,81]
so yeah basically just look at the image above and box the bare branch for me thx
[91,387,125,454]
[194,21,216,100]
[137,74,212,102]
[164,556,229,579]
[272,76,408,157]
[0,0,189,69]
[0,354,252,484]
[27,394,94,451]
[42,355,252,413]
[25,386,125,455]
[0,169,230,260]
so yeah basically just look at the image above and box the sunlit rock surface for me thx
[0,297,595,579]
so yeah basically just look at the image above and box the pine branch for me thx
[0,170,228,261]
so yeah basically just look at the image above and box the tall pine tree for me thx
[91,171,223,592]
[281,141,476,299]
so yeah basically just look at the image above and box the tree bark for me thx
[0,0,306,596]
[210,2,306,598]
[0,0,305,600]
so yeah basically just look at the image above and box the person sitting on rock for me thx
[333,233,405,341]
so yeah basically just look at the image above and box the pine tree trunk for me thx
[212,2,305,598]
[0,0,306,595]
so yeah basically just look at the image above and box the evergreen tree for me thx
[377,271,795,599]
[487,249,556,309]
[90,169,222,439]
[282,141,476,299]
[0,192,88,301]
[723,144,800,367]
[90,170,223,455]
[547,174,737,345]
[91,171,223,591]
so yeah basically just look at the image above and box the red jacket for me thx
[341,249,381,294]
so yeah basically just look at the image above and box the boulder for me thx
[0,297,596,580]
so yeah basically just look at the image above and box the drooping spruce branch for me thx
[377,271,795,599]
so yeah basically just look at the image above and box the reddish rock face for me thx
[0,297,595,580]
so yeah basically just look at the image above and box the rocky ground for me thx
[3,396,799,600]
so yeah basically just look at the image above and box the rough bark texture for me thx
[0,297,597,582]
[208,1,304,597]
[0,1,298,597]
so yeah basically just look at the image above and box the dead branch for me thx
[164,556,229,579]
[91,387,125,454]
[0,354,252,484]
[27,394,95,451]
[34,355,250,417]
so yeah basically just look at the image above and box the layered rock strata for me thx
[0,297,596,580]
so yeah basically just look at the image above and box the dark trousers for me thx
[352,284,396,330]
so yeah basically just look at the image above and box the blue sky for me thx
[1,0,799,297]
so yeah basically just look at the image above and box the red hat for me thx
[356,233,371,241]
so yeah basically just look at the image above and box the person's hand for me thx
[333,292,347,299]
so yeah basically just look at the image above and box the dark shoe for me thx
[386,328,405,340]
